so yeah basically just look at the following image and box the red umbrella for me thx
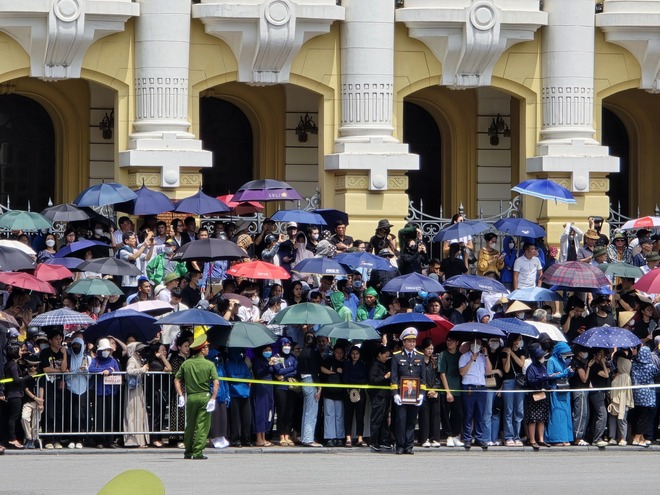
[541,261,610,289]
[226,260,291,280]
[416,314,454,346]
[0,272,56,294]
[34,263,74,282]
[216,194,264,216]
[633,269,660,293]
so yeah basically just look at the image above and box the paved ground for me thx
[1,445,656,495]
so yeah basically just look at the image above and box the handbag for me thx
[287,377,301,393]
[555,377,570,390]
[514,371,527,389]
[532,391,546,401]
[485,375,497,389]
[348,388,361,403]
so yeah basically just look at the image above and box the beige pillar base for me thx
[126,170,204,200]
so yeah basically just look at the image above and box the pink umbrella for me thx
[34,263,74,281]
[216,194,264,216]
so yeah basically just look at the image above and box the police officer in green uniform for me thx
[174,334,219,460]
[390,327,427,454]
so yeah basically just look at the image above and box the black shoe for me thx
[192,455,208,460]
[184,454,192,459]
[109,443,120,449]
[370,444,382,452]
[325,440,336,448]
[463,444,471,450]
[477,442,488,450]
[380,443,393,450]
[404,449,414,455]
[243,441,253,448]
[395,448,404,455]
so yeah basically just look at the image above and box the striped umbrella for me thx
[29,308,95,327]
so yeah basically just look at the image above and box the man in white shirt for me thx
[513,242,543,290]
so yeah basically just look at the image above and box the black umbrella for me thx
[171,238,247,262]
[77,257,142,276]
[0,246,36,271]
[40,203,90,223]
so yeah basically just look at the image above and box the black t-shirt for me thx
[560,314,587,342]
[589,364,609,389]
[440,258,468,280]
[585,312,616,330]
[39,347,64,372]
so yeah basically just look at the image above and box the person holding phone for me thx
[458,338,492,450]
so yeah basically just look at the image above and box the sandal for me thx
[577,440,589,446]
[505,440,516,447]
[345,440,352,448]
[356,440,367,448]
[8,441,24,450]
[152,441,164,448]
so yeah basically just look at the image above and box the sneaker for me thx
[608,438,617,445]
[505,439,516,447]
[67,442,75,449]
[380,443,393,450]
[618,440,627,446]
[75,443,83,449]
[422,440,431,448]
[25,440,35,449]
[595,440,608,448]
[486,441,495,447]
[492,440,501,446]
[370,444,382,452]
[44,443,54,450]
[430,441,441,448]
[446,437,455,447]
[53,442,63,449]
[514,440,524,447]
[177,442,185,449]
[453,437,464,447]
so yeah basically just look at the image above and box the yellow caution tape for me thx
[0,373,45,384]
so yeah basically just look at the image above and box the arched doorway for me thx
[0,94,55,211]
[403,101,442,216]
[199,98,253,197]
[602,107,630,216]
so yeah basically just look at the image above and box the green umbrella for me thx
[210,322,277,348]
[270,302,343,326]
[598,262,643,279]
[65,278,124,296]
[0,210,52,232]
[316,321,381,341]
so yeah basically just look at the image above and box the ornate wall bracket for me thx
[396,0,547,89]
[597,1,660,94]
[193,0,344,86]
[0,0,139,81]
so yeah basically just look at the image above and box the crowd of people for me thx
[1,211,660,456]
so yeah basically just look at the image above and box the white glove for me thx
[177,395,185,408]
[416,394,424,407]
[393,394,402,406]
[206,400,216,413]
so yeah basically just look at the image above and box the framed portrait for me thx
[399,377,420,404]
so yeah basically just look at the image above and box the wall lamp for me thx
[488,114,511,146]
[295,113,318,143]
[99,110,114,140]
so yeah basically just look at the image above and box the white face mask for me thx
[470,343,481,354]
[92,306,101,314]
[45,239,56,247]
[282,346,291,355]
[94,229,104,236]
[514,341,523,350]
[311,234,319,240]
[101,350,111,358]
[515,312,526,320]
[509,242,515,250]
[252,296,260,304]
[579,352,589,359]
[489,342,499,351]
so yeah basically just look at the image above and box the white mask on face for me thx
[101,350,111,358]
[509,242,515,250]
[515,341,523,351]
[470,343,482,354]
[95,229,104,236]
[515,311,526,320]
[579,352,589,359]
[92,306,101,314]
[45,239,56,247]
[282,346,291,355]
[311,233,319,240]
[489,342,499,351]
[252,296,260,304]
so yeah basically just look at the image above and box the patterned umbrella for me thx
[508,287,563,302]
[621,216,660,231]
[541,261,611,289]
[30,308,96,327]
[444,274,507,293]
[572,326,641,348]
[489,318,540,338]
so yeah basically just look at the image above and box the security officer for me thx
[174,333,219,460]
[390,327,427,454]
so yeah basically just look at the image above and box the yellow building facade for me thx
[0,0,657,244]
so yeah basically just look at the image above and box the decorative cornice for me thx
[0,0,139,80]
[396,0,547,89]
[193,0,344,86]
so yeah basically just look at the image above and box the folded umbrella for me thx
[226,260,291,280]
[493,218,546,238]
[572,326,641,349]
[598,262,643,279]
[40,203,90,223]
[335,252,396,271]
[73,182,138,207]
[270,302,343,326]
[0,246,36,271]
[209,321,276,348]
[77,257,143,277]
[448,322,505,338]
[489,318,540,338]
[30,308,96,327]
[154,308,231,327]
[33,263,74,282]
[541,261,610,289]
[508,287,562,302]
[316,321,381,341]
[171,238,247,262]
[232,179,303,202]
[115,184,175,216]
[65,278,124,297]
[0,272,55,294]
[381,272,445,293]
[0,240,36,256]
[84,309,158,345]
[444,274,507,293]
[174,189,230,215]
[270,209,327,226]
[0,211,52,232]
[292,257,349,276]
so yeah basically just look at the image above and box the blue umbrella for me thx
[174,189,230,215]
[444,274,507,293]
[154,308,231,327]
[449,322,505,337]
[381,272,445,293]
[292,257,349,276]
[313,209,349,227]
[73,182,138,207]
[335,252,395,271]
[572,326,642,348]
[512,179,576,204]
[378,313,437,334]
[509,287,563,302]
[433,220,489,243]
[83,309,157,344]
[115,184,174,216]
[359,319,383,330]
[54,239,111,258]
[494,218,546,238]
[489,318,540,338]
[270,209,327,226]
[44,257,82,270]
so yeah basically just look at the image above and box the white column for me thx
[119,0,212,188]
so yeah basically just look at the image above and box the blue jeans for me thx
[462,385,486,444]
[481,390,501,443]
[323,398,345,439]
[502,379,524,441]
[301,377,318,444]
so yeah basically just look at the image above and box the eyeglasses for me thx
[615,239,626,242]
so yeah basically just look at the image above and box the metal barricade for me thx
[36,371,186,441]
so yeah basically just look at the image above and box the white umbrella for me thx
[527,321,568,343]
[0,240,36,256]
